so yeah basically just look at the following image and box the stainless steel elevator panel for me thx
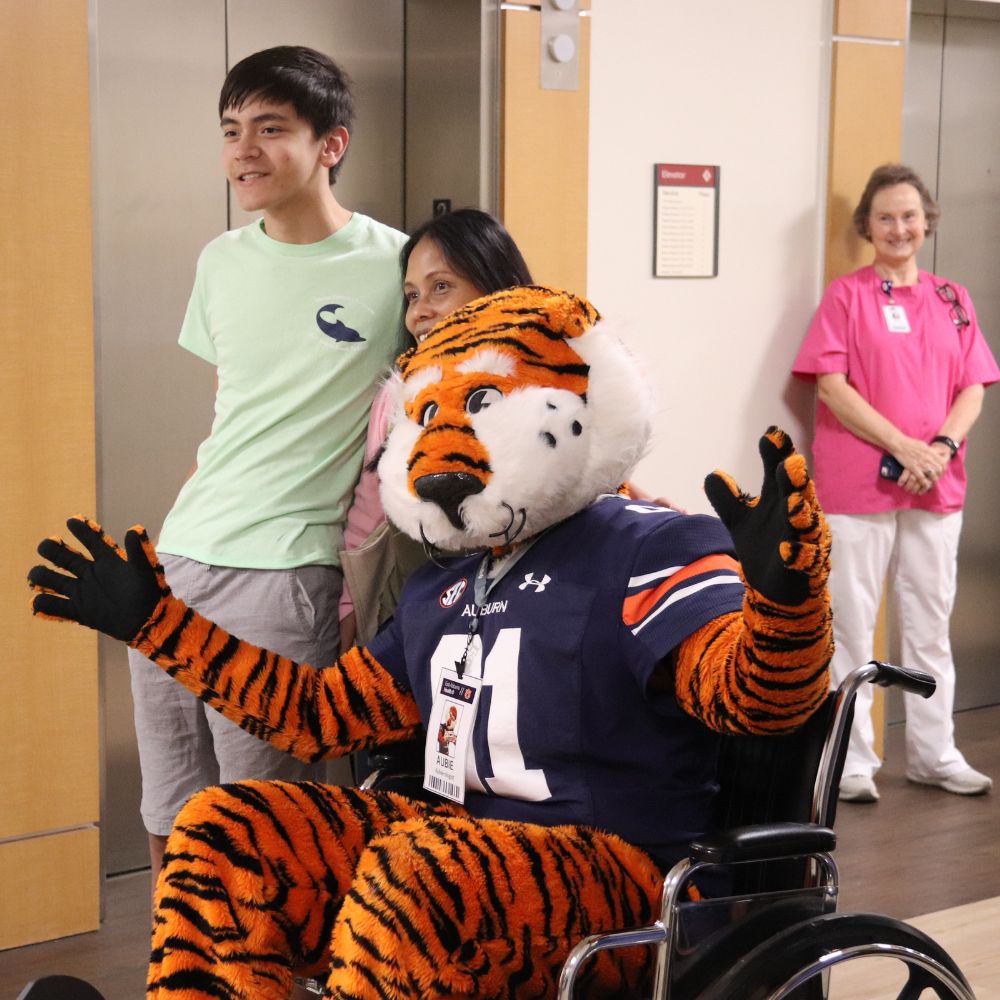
[227,0,405,230]
[897,9,1000,715]
[91,0,227,877]
[404,0,492,229]
[90,0,406,875]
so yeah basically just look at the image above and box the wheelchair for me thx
[557,660,975,1000]
[309,660,974,999]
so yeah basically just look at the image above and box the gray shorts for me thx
[128,554,350,836]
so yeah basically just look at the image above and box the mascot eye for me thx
[466,386,503,415]
[420,401,439,426]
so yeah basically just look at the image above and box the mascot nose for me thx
[414,473,484,530]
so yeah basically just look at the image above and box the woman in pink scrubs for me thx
[793,163,999,803]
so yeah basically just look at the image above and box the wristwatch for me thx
[931,435,959,459]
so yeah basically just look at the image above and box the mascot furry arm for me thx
[29,285,830,757]
[675,427,831,734]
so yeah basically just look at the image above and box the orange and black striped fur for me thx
[32,287,832,998]
[150,782,662,998]
[378,286,653,555]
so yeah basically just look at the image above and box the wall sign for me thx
[654,163,720,278]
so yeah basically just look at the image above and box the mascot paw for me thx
[704,427,830,606]
[28,517,168,642]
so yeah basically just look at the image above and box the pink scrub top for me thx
[792,265,999,515]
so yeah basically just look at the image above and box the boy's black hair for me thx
[401,209,534,296]
[219,46,355,182]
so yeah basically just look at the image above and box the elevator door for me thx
[898,7,1000,716]
[92,0,405,876]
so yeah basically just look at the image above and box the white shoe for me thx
[907,767,992,796]
[839,774,879,802]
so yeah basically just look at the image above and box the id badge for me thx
[424,668,481,804]
[882,303,911,333]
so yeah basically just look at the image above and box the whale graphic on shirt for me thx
[316,303,365,343]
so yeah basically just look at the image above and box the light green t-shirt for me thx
[158,214,407,569]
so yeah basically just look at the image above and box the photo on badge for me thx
[437,704,460,756]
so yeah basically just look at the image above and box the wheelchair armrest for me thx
[368,733,426,773]
[688,822,836,864]
[358,735,430,797]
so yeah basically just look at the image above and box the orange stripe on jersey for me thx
[622,554,740,627]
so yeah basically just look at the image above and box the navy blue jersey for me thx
[368,495,744,867]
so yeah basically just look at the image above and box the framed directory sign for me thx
[654,163,720,278]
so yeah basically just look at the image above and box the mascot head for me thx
[379,285,654,553]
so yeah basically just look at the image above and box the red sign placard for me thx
[656,163,717,188]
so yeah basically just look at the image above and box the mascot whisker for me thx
[28,285,832,1000]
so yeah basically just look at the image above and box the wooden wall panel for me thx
[0,0,100,947]
[501,9,590,295]
[825,39,906,286]
[836,0,909,40]
[0,831,100,950]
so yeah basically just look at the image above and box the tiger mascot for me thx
[29,285,832,1000]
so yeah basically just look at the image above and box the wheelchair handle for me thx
[864,661,936,699]
[814,661,935,825]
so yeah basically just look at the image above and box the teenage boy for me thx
[127,45,406,886]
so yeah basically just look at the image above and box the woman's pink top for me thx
[339,384,394,617]
[792,266,998,515]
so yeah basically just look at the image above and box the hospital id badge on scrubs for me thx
[882,303,911,333]
[424,668,481,804]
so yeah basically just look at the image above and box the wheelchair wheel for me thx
[697,912,972,1000]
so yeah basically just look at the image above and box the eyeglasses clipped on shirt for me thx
[935,283,970,329]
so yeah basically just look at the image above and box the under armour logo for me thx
[316,303,365,343]
[518,573,551,593]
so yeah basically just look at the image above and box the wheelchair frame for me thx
[556,661,976,1000]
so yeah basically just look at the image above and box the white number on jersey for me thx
[429,628,552,801]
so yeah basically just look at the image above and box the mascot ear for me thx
[571,315,655,498]
[529,285,602,340]
[395,285,600,382]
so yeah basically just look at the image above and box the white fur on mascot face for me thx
[378,285,654,553]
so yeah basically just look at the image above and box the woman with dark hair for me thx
[338,210,535,646]
[400,207,534,325]
[792,163,999,803]
[339,209,677,647]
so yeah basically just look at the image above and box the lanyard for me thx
[454,539,539,678]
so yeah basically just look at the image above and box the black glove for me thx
[28,517,166,642]
[704,427,829,607]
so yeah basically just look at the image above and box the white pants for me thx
[827,510,967,781]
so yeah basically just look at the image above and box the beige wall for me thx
[587,0,831,511]
[0,0,100,948]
